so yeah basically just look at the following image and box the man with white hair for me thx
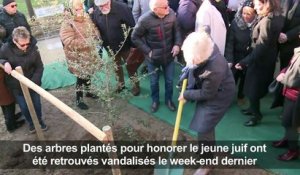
[179,31,235,175]
[132,0,182,113]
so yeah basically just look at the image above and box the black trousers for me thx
[282,98,299,150]
[76,77,90,100]
[232,68,246,99]
[1,102,16,131]
[248,97,262,119]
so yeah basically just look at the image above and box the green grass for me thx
[16,0,65,17]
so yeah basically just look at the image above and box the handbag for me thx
[269,79,284,109]
[268,79,280,93]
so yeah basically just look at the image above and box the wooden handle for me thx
[172,79,188,146]
[0,64,107,141]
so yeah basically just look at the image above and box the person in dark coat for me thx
[0,26,47,134]
[177,0,202,39]
[168,0,180,12]
[92,0,143,95]
[273,47,300,161]
[235,0,284,126]
[0,0,32,43]
[278,0,300,70]
[0,23,25,132]
[225,0,256,105]
[131,0,182,113]
[179,31,235,175]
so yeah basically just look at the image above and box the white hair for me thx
[182,31,214,66]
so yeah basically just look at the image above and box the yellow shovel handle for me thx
[172,79,188,146]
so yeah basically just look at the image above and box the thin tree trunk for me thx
[25,0,35,18]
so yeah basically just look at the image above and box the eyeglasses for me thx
[157,6,169,10]
[11,4,17,8]
[99,2,109,8]
[75,8,83,11]
[14,40,30,47]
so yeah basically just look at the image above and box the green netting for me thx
[42,61,300,175]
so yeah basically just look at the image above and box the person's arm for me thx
[183,69,223,101]
[239,17,280,66]
[21,13,32,34]
[30,49,44,86]
[286,25,300,42]
[131,19,151,55]
[59,21,87,49]
[224,24,235,64]
[177,1,198,32]
[132,0,141,23]
[195,9,211,32]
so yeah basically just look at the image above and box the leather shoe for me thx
[166,101,176,112]
[278,150,299,161]
[272,138,288,148]
[244,117,260,127]
[241,109,253,115]
[151,102,159,113]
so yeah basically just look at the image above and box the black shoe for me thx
[244,119,257,126]
[151,102,159,113]
[14,112,23,121]
[86,92,99,99]
[76,100,89,110]
[166,101,176,112]
[7,120,25,133]
[272,138,288,148]
[241,109,253,115]
[244,115,262,126]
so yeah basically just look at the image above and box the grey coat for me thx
[183,46,235,133]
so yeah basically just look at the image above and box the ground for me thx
[0,85,273,175]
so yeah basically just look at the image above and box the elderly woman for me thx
[60,0,101,110]
[0,26,46,134]
[235,0,284,126]
[179,31,235,175]
[225,0,257,105]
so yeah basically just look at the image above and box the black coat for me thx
[240,13,284,100]
[224,20,252,64]
[131,10,182,66]
[0,38,43,94]
[91,1,135,52]
[0,9,31,43]
[279,0,300,68]
[177,0,202,37]
[183,45,235,133]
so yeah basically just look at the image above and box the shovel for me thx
[154,79,188,175]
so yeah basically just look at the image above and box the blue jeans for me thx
[14,91,45,129]
[147,61,174,103]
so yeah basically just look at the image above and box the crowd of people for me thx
[0,0,299,173]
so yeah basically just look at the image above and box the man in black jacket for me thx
[132,0,182,113]
[0,0,32,43]
[92,0,143,96]
[278,0,300,69]
[0,26,46,134]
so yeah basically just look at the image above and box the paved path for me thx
[37,37,65,65]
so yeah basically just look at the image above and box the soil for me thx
[0,86,273,175]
